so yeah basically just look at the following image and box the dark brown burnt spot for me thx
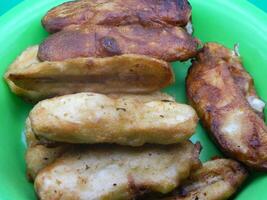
[100,36,121,56]
[205,105,213,113]
[176,0,186,9]
[161,100,174,103]
[249,133,261,149]
[178,187,188,197]
[116,108,127,112]
[127,175,148,198]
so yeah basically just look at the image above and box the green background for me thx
[0,0,267,199]
[0,0,267,15]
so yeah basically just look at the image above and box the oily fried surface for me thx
[163,159,247,200]
[186,43,267,170]
[5,46,174,102]
[202,43,265,118]
[25,92,174,180]
[35,141,201,200]
[38,24,198,62]
[25,118,69,181]
[29,92,198,146]
[42,0,192,33]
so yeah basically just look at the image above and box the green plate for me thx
[1,0,267,199]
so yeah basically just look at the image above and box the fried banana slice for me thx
[25,118,69,181]
[186,43,267,170]
[29,92,198,146]
[163,159,247,200]
[25,92,174,180]
[35,141,201,200]
[42,0,192,33]
[5,46,174,102]
[38,25,198,62]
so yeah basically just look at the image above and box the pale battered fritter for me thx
[34,141,201,200]
[5,46,174,102]
[25,118,69,181]
[25,92,175,180]
[186,43,267,170]
[29,92,198,146]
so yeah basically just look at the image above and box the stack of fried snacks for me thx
[3,1,249,199]
[4,0,198,102]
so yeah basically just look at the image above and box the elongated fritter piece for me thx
[35,141,201,200]
[25,118,69,180]
[5,46,174,102]
[38,25,198,62]
[29,92,198,146]
[163,159,247,200]
[42,0,192,33]
[25,92,174,180]
[186,43,267,170]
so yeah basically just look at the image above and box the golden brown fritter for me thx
[29,92,198,146]
[186,43,267,170]
[42,0,192,33]
[5,46,174,102]
[163,159,247,200]
[34,141,201,200]
[38,24,198,62]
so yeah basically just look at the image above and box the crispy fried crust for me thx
[163,159,247,200]
[5,46,174,102]
[34,141,201,200]
[186,43,267,170]
[42,0,192,33]
[203,43,265,118]
[38,25,198,62]
[25,118,69,181]
[29,92,198,146]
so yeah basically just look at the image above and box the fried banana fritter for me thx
[42,0,192,33]
[25,118,69,180]
[38,24,198,62]
[186,43,267,170]
[163,159,247,200]
[29,92,198,146]
[5,46,174,102]
[34,141,201,200]
[25,92,174,180]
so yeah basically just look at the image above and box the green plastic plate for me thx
[1,0,267,199]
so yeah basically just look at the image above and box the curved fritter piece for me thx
[25,118,69,181]
[34,141,201,200]
[5,46,174,102]
[42,0,192,33]
[29,92,198,146]
[186,43,267,170]
[38,25,199,62]
[163,159,247,200]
